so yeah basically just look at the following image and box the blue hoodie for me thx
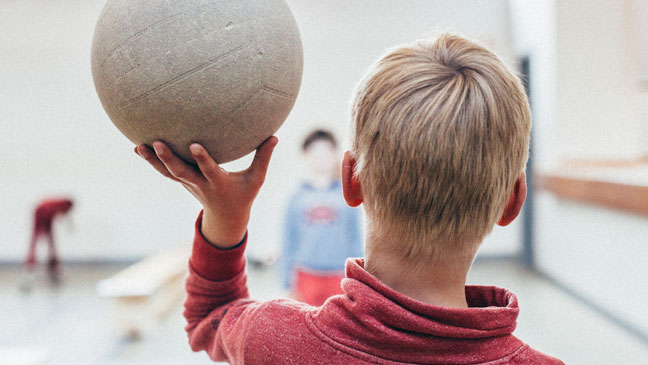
[279,181,364,289]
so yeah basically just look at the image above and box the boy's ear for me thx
[497,172,527,227]
[342,151,363,207]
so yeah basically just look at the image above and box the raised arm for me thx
[182,213,258,362]
[134,137,278,362]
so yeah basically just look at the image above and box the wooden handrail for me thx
[536,165,648,217]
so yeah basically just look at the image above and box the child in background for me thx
[24,198,74,283]
[135,33,563,364]
[279,129,363,306]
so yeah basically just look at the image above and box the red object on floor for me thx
[295,269,344,306]
[25,198,73,274]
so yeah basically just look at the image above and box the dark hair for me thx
[302,129,337,151]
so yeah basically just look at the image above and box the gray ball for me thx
[91,0,303,163]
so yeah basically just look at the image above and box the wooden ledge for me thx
[536,160,648,217]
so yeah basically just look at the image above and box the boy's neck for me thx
[364,235,475,309]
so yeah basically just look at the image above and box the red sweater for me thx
[185,214,563,364]
[33,198,73,234]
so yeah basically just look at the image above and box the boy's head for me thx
[302,129,339,177]
[348,33,531,263]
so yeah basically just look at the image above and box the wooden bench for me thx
[96,244,191,339]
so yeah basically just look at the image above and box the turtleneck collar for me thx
[307,258,524,364]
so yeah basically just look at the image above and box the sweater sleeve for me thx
[183,211,260,363]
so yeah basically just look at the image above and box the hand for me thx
[135,137,279,248]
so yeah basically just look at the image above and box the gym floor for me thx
[1,260,647,365]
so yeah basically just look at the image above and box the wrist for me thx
[201,208,249,248]
[191,211,248,281]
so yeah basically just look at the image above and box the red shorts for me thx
[295,270,344,307]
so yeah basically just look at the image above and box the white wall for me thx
[508,0,648,166]
[507,0,648,336]
[1,0,521,261]
[507,0,558,170]
[536,194,648,335]
[554,0,646,160]
[1,0,202,261]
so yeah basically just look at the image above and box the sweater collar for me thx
[309,258,523,364]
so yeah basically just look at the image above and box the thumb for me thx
[247,136,279,185]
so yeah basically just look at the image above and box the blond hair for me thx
[351,33,531,263]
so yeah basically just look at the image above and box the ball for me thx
[91,0,303,163]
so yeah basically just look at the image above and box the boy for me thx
[135,34,563,364]
[280,129,363,306]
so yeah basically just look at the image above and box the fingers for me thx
[136,138,277,189]
[247,136,279,186]
[189,143,224,183]
[135,144,180,182]
[151,141,203,184]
